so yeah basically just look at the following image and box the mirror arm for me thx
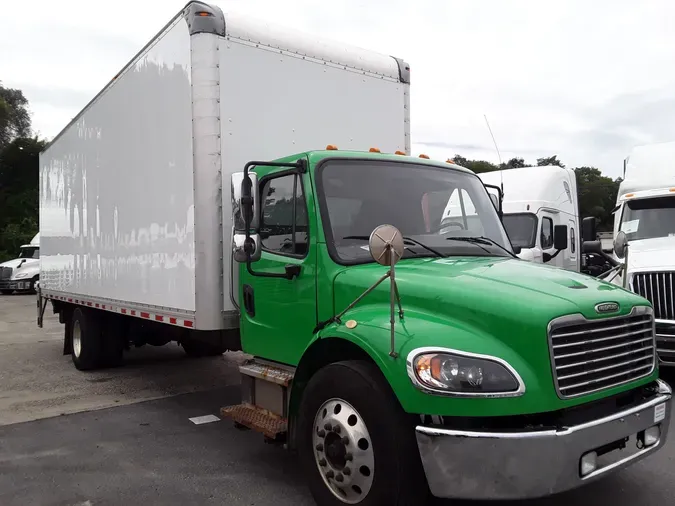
[241,159,306,280]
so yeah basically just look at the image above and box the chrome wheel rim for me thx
[72,320,82,358]
[312,398,374,504]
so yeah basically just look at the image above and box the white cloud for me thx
[2,0,675,178]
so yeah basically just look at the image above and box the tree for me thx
[537,155,565,168]
[0,83,31,152]
[501,157,528,169]
[0,137,45,260]
[573,166,620,231]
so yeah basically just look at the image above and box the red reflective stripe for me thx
[131,310,136,316]
[184,320,194,328]
[68,298,72,302]
[141,312,150,319]
[121,308,127,314]
[169,317,177,324]
[155,315,163,322]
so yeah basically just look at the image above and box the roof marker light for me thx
[369,147,381,153]
[446,159,455,164]
[419,154,430,159]
[624,193,634,198]
[395,150,406,155]
[326,144,338,150]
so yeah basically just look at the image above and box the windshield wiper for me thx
[446,236,518,258]
[342,235,445,258]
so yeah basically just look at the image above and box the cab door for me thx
[238,166,318,366]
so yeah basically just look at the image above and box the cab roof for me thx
[268,148,475,175]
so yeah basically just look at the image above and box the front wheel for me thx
[297,360,428,506]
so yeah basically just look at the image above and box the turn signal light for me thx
[196,11,213,16]
[326,144,338,150]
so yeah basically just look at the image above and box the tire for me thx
[297,360,428,506]
[181,338,226,358]
[70,308,105,371]
[30,277,38,293]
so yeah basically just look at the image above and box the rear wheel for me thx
[71,308,104,371]
[297,360,428,506]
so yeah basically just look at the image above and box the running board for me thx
[220,403,287,440]
[221,358,295,441]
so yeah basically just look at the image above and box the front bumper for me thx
[415,379,672,500]
[0,279,33,291]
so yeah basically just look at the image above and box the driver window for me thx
[259,173,308,257]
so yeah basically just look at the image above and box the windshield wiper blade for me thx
[446,236,517,258]
[342,235,444,258]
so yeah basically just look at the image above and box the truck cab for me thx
[478,165,580,271]
[224,148,671,505]
[590,141,675,366]
[0,233,40,294]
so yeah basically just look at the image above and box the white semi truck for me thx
[0,233,40,294]
[584,141,675,365]
[478,165,580,271]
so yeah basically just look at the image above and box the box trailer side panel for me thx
[39,15,197,315]
[217,11,411,314]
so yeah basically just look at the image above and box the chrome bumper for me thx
[0,280,32,291]
[415,379,672,500]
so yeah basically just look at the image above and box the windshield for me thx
[317,160,513,263]
[620,196,675,241]
[502,213,538,249]
[18,247,39,259]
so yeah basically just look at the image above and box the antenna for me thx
[484,114,504,193]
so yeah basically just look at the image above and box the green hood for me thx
[331,256,655,415]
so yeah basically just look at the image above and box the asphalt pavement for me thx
[2,294,675,506]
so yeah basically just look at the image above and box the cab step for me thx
[220,403,287,440]
[221,358,295,441]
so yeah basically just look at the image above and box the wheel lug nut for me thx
[345,453,353,461]
[341,436,349,445]
[343,467,351,475]
[317,430,326,437]
[316,443,324,451]
[318,458,327,467]
[324,423,332,431]
[326,470,334,479]
[333,425,341,434]
[336,473,344,482]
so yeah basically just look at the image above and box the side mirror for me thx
[489,193,499,210]
[614,230,628,260]
[553,224,568,250]
[581,216,596,242]
[231,171,261,264]
[231,171,260,232]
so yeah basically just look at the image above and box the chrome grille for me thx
[0,267,11,280]
[632,272,675,321]
[548,307,655,399]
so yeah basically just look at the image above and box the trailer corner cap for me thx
[184,1,226,36]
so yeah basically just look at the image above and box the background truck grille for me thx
[548,308,655,399]
[0,267,12,280]
[632,272,675,321]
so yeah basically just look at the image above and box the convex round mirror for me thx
[369,224,404,266]
[614,231,628,259]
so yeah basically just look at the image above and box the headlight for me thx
[13,272,29,279]
[406,348,525,397]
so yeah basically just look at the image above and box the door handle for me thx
[285,264,301,279]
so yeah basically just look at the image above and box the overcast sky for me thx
[2,0,675,179]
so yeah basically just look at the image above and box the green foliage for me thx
[0,82,31,151]
[0,82,43,262]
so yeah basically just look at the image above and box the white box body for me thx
[39,1,410,331]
